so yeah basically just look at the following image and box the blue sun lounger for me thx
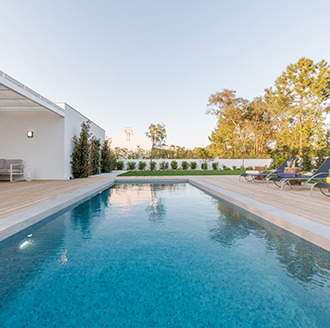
[268,157,330,190]
[239,158,297,183]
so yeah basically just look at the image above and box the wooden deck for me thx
[0,176,113,219]
[0,175,329,228]
[196,176,330,227]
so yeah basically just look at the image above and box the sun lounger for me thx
[268,157,330,190]
[239,158,297,183]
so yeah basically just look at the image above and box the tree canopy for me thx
[207,57,330,162]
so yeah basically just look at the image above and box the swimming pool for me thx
[0,183,329,327]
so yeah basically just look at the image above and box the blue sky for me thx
[1,0,330,148]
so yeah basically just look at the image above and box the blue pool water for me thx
[0,183,329,327]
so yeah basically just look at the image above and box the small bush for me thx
[212,162,218,170]
[116,160,124,170]
[190,161,197,170]
[138,161,147,170]
[181,161,189,170]
[159,161,169,170]
[150,161,157,170]
[127,161,136,170]
[201,162,208,170]
[71,121,91,178]
[171,160,178,170]
[245,166,253,170]
[101,139,115,173]
[232,165,237,170]
[300,148,313,172]
[223,167,231,170]
[314,148,326,170]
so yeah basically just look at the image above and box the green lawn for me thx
[118,170,245,176]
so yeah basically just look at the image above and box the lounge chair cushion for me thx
[0,168,22,174]
[245,170,260,174]
[276,172,298,178]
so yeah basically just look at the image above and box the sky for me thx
[1,0,330,148]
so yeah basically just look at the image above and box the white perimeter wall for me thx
[0,112,65,179]
[58,103,105,179]
[117,158,273,170]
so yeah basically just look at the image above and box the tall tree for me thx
[265,57,330,156]
[145,123,167,169]
[206,89,253,168]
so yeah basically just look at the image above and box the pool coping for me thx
[0,177,329,252]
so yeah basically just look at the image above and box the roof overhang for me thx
[0,70,64,117]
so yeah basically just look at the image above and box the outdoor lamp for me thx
[27,131,33,138]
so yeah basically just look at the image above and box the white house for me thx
[108,128,151,151]
[0,70,105,180]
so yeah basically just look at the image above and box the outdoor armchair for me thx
[267,157,330,191]
[239,158,297,183]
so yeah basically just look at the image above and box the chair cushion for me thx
[0,168,22,174]
[0,159,4,169]
[276,172,298,178]
[3,159,23,169]
[245,170,260,174]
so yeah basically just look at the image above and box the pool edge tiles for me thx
[0,179,115,243]
[189,178,330,252]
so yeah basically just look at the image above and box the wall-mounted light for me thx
[27,131,33,138]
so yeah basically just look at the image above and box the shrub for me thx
[232,165,237,170]
[245,166,253,170]
[223,167,231,170]
[159,161,169,170]
[127,161,136,170]
[150,161,157,170]
[271,155,286,169]
[300,148,313,172]
[190,161,197,170]
[101,139,115,173]
[201,162,208,170]
[116,160,124,170]
[90,137,101,175]
[314,148,326,170]
[171,160,178,170]
[181,161,189,170]
[71,121,91,178]
[138,161,147,170]
[212,162,218,170]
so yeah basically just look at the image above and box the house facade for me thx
[0,70,105,180]
[108,127,151,151]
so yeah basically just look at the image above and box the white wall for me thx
[117,158,273,170]
[58,103,105,179]
[0,111,65,179]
